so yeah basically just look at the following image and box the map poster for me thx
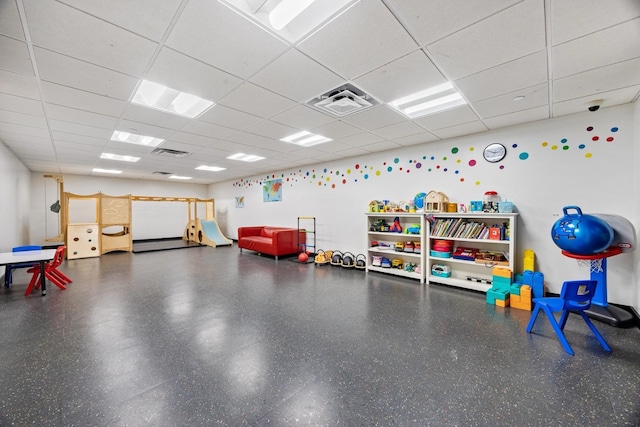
[263,179,283,202]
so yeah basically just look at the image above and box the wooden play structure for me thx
[60,193,231,259]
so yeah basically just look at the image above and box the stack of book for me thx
[430,218,490,239]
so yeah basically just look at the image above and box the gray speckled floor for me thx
[1,245,640,426]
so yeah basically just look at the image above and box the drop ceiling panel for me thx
[552,86,640,117]
[414,105,479,131]
[198,105,262,131]
[551,0,640,45]
[371,121,425,140]
[359,140,403,153]
[554,58,640,102]
[219,83,296,119]
[180,120,238,140]
[0,92,44,116]
[40,82,126,117]
[431,121,488,139]
[166,0,288,79]
[51,131,108,147]
[49,120,112,139]
[454,50,547,102]
[354,51,447,103]
[244,120,297,140]
[336,132,385,148]
[298,1,418,79]
[0,110,47,129]
[0,70,40,100]
[147,47,243,103]
[250,49,344,102]
[342,106,405,131]
[45,104,118,130]
[0,122,50,138]
[168,132,225,149]
[473,83,548,119]
[24,0,158,77]
[0,1,23,39]
[270,105,334,130]
[0,36,33,76]
[553,19,640,79]
[483,106,550,130]
[121,103,191,131]
[427,0,545,80]
[114,119,176,140]
[391,131,439,147]
[35,48,138,100]
[310,121,362,140]
[385,0,523,46]
[58,0,182,42]
[54,140,105,153]
[0,133,51,146]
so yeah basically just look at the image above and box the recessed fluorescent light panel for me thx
[111,130,164,147]
[131,80,214,119]
[92,168,122,174]
[219,0,358,43]
[389,82,467,119]
[196,165,226,172]
[100,153,140,162]
[227,153,265,162]
[169,175,192,180]
[281,131,332,147]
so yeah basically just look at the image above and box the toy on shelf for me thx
[414,192,427,211]
[432,263,451,278]
[424,191,449,213]
[368,200,385,213]
[389,217,403,233]
[469,201,483,212]
[405,224,421,234]
[483,191,500,213]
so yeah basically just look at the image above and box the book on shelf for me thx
[474,250,509,266]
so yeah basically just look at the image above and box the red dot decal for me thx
[468,160,477,167]
[607,137,614,142]
[342,179,346,184]
[587,126,593,131]
[592,136,599,141]
[355,164,360,169]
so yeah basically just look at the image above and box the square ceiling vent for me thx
[151,147,191,158]
[308,83,378,117]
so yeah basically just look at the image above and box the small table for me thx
[0,249,57,296]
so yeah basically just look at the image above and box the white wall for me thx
[211,104,639,308]
[0,141,31,251]
[633,100,640,312]
[29,174,209,242]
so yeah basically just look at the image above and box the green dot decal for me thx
[451,147,459,154]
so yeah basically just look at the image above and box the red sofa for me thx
[237,226,305,260]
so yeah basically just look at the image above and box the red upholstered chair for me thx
[25,246,72,295]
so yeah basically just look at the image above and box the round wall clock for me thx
[483,143,506,163]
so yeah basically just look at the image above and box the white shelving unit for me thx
[365,212,426,284]
[426,213,518,292]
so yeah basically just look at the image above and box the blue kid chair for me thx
[526,279,611,356]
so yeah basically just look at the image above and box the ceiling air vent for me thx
[308,83,379,117]
[151,148,191,158]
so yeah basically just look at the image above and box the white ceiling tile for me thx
[250,49,344,102]
[391,132,440,147]
[342,106,405,130]
[551,0,640,45]
[219,83,297,118]
[121,103,190,131]
[298,1,418,79]
[35,48,138,100]
[0,122,50,138]
[473,83,548,119]
[431,121,488,139]
[0,92,44,116]
[24,0,158,76]
[45,104,118,130]
[371,121,425,140]
[553,18,640,79]
[168,132,224,149]
[1,133,51,146]
[58,0,182,42]
[270,105,334,130]
[198,105,263,131]
[224,131,274,148]
[354,51,446,103]
[310,121,362,140]
[414,105,479,131]
[147,47,243,103]
[180,120,238,140]
[359,140,403,153]
[0,69,39,100]
[455,50,547,102]
[40,82,126,117]
[385,0,523,46]
[552,86,640,118]
[166,0,288,79]
[0,0,24,40]
[427,0,545,80]
[336,132,385,148]
[333,147,372,158]
[245,120,297,140]
[554,57,640,102]
[0,110,47,128]
[49,119,112,139]
[51,131,108,147]
[483,106,550,129]
[114,119,176,140]
[0,36,33,76]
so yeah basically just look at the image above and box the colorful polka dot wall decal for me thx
[519,152,529,160]
[394,158,399,163]
[541,141,548,147]
[512,144,518,148]
[562,146,569,150]
[585,153,593,158]
[468,159,476,166]
[561,138,567,143]
[451,147,459,154]
[611,127,618,132]
[387,166,392,172]
[607,137,614,142]
[592,136,599,141]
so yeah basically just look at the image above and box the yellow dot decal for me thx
[585,153,593,158]
[375,170,381,176]
[542,141,548,147]
[551,145,558,150]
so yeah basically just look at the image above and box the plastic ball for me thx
[298,253,309,262]
[551,206,614,255]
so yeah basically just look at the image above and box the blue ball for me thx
[551,206,614,255]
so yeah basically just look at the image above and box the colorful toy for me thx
[404,224,420,234]
[469,201,483,212]
[551,206,614,255]
[298,252,309,262]
[404,262,417,272]
[431,264,451,278]
[381,258,391,268]
[424,191,449,212]
[389,217,403,233]
[486,267,512,306]
[392,258,403,269]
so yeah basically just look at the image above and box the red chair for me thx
[25,246,72,296]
